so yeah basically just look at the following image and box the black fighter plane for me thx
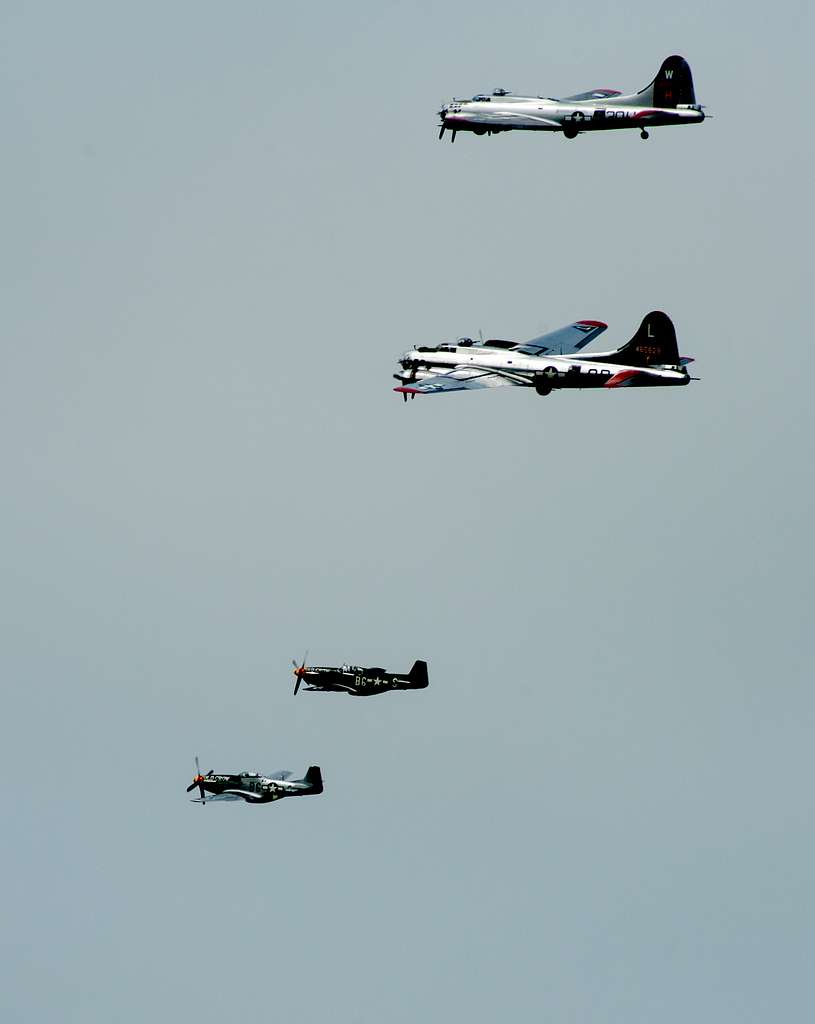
[186,756,323,805]
[292,655,429,696]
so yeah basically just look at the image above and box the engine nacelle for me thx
[533,367,561,396]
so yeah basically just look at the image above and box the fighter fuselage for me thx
[299,664,428,696]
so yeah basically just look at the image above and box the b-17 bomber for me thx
[293,655,429,696]
[438,55,704,142]
[186,757,323,805]
[394,311,695,400]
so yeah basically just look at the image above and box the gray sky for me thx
[2,2,814,1021]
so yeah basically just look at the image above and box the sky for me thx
[2,2,814,1021]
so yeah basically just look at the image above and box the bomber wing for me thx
[515,319,607,356]
[560,89,621,102]
[453,108,562,129]
[395,366,530,397]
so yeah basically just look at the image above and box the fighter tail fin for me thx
[408,660,429,688]
[620,55,696,108]
[304,766,323,793]
[605,311,681,367]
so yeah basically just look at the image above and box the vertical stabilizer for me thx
[618,56,696,108]
[607,312,681,367]
[408,660,429,688]
[303,766,323,793]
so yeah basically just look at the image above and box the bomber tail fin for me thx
[408,660,429,688]
[603,311,681,367]
[619,55,696,108]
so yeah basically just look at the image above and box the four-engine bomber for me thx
[438,55,704,142]
[394,312,694,400]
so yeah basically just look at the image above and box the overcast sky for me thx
[3,2,814,1021]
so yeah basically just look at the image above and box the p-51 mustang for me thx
[439,55,704,141]
[186,756,323,805]
[293,655,429,696]
[394,311,695,400]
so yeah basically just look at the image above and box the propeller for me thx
[186,755,212,803]
[292,651,309,695]
[437,108,447,139]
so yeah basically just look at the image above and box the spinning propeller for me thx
[292,651,309,695]
[186,755,213,803]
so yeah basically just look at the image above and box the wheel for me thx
[640,129,649,140]
[563,126,578,140]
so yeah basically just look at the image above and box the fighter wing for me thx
[190,793,242,803]
[515,320,607,356]
[395,366,529,397]
[560,89,621,102]
[219,789,268,802]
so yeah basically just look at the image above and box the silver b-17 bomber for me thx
[186,756,323,805]
[394,311,694,399]
[438,55,704,141]
[293,655,429,696]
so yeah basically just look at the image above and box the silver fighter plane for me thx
[438,55,704,141]
[394,312,695,399]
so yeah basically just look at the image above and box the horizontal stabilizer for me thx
[605,369,642,388]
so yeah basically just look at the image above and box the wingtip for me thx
[577,320,608,329]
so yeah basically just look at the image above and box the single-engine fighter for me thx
[438,55,704,141]
[293,655,429,696]
[394,311,695,400]
[186,756,323,805]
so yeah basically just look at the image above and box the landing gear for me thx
[640,129,649,140]
[563,126,578,140]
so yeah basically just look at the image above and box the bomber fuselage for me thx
[399,341,689,392]
[441,96,704,138]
